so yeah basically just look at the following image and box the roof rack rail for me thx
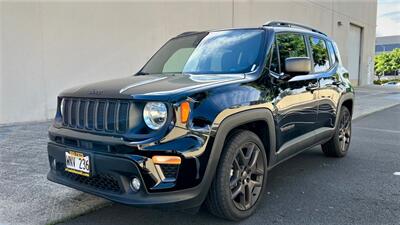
[263,21,327,37]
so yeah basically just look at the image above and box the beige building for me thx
[375,35,400,54]
[0,0,377,124]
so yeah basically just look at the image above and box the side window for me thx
[326,41,337,65]
[276,33,308,73]
[309,37,330,72]
[269,42,280,74]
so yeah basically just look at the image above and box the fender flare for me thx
[209,108,276,167]
[193,108,276,206]
[334,92,355,129]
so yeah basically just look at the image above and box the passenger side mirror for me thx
[284,57,311,76]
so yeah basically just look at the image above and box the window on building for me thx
[276,33,308,73]
[309,37,330,72]
[375,44,400,53]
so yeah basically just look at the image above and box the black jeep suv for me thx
[47,21,354,220]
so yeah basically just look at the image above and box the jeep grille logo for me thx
[88,89,103,95]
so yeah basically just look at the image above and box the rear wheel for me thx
[205,130,267,221]
[321,106,352,157]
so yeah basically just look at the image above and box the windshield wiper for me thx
[136,71,149,75]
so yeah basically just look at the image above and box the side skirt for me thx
[273,127,335,165]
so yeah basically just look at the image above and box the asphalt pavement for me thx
[60,105,400,225]
[1,86,399,225]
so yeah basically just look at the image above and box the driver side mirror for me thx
[284,57,311,76]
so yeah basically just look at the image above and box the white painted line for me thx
[353,126,400,134]
[394,172,400,176]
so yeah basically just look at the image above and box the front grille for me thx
[62,98,130,134]
[61,170,122,193]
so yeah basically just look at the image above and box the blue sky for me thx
[377,0,400,37]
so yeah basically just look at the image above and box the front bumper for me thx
[47,142,210,208]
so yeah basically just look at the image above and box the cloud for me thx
[380,12,400,23]
[377,16,400,37]
[377,0,400,37]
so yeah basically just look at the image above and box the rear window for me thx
[309,36,330,72]
[326,41,337,65]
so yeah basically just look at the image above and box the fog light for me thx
[130,177,141,191]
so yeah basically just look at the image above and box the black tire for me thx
[205,130,268,221]
[321,106,352,157]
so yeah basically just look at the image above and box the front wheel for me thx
[321,106,352,157]
[205,130,268,221]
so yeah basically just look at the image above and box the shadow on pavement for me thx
[61,147,341,225]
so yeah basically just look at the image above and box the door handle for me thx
[306,83,318,91]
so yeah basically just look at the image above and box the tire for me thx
[205,130,268,221]
[321,106,352,157]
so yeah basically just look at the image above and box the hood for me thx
[59,74,248,101]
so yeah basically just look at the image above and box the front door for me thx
[271,32,318,159]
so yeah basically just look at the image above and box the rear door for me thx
[308,36,341,134]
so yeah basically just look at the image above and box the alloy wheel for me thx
[338,109,351,152]
[229,142,264,210]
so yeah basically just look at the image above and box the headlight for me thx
[143,102,168,130]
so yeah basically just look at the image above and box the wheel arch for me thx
[342,99,354,116]
[210,108,276,172]
[334,93,354,129]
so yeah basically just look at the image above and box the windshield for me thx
[140,29,265,75]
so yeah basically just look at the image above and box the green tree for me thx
[375,48,400,81]
[375,52,393,80]
[389,48,400,73]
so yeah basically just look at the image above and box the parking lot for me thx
[0,86,399,225]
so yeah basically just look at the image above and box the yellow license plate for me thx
[65,151,90,177]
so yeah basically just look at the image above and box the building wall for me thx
[0,0,377,124]
[375,35,400,54]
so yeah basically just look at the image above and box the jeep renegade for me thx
[47,21,354,220]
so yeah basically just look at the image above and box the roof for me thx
[175,21,333,41]
[376,35,400,45]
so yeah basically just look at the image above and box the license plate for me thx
[65,151,90,177]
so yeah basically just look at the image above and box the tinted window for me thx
[276,33,308,73]
[141,29,265,75]
[309,37,330,72]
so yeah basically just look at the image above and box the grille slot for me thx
[78,100,86,128]
[70,100,78,127]
[159,164,179,179]
[106,102,116,131]
[96,101,106,130]
[117,103,129,133]
[61,169,122,193]
[62,98,130,134]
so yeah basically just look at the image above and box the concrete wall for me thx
[0,0,377,124]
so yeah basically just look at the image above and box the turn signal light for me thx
[152,156,181,165]
[180,101,190,123]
